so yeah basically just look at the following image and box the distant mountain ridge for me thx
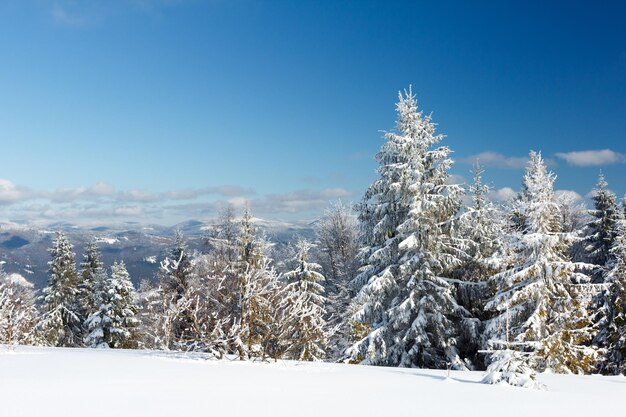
[0,218,315,289]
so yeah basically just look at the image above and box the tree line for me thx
[1,87,625,384]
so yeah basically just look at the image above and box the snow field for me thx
[1,346,625,417]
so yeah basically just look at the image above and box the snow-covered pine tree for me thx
[314,201,359,358]
[348,87,470,369]
[38,231,82,347]
[482,345,541,389]
[84,261,139,348]
[108,261,140,348]
[456,161,503,366]
[84,267,112,348]
[158,229,196,348]
[237,254,281,359]
[239,204,263,269]
[0,269,38,346]
[280,239,330,361]
[167,229,193,298]
[234,205,282,359]
[77,240,104,332]
[185,251,241,356]
[583,174,618,272]
[484,151,597,374]
[481,308,542,389]
[597,209,626,374]
[458,160,502,282]
[136,279,175,350]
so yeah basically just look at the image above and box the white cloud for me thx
[459,152,528,169]
[46,182,116,202]
[251,188,353,214]
[0,177,352,223]
[0,179,255,205]
[114,206,144,216]
[555,149,626,167]
[489,187,517,202]
[0,179,34,204]
[90,182,116,196]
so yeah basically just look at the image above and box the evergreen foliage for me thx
[77,240,104,332]
[583,174,618,270]
[281,239,330,361]
[38,231,82,347]
[158,230,196,348]
[315,201,359,358]
[348,88,470,369]
[84,262,139,348]
[0,268,39,346]
[485,152,596,374]
[597,210,626,374]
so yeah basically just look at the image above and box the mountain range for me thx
[0,218,315,290]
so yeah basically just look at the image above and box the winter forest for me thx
[3,88,626,388]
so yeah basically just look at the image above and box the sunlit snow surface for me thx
[1,346,624,417]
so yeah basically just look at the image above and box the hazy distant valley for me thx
[0,219,315,289]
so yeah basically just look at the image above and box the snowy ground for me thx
[1,346,625,417]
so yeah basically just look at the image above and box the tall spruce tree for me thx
[108,261,140,348]
[315,201,359,359]
[0,268,38,346]
[347,88,470,369]
[596,209,626,374]
[456,161,503,366]
[78,240,104,331]
[85,261,139,348]
[485,151,596,373]
[458,160,503,282]
[233,205,282,358]
[158,230,196,348]
[38,231,82,347]
[583,174,618,271]
[239,204,262,269]
[84,267,112,348]
[281,239,330,361]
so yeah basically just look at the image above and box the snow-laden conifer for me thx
[583,174,618,270]
[597,209,626,374]
[485,151,596,373]
[482,347,541,389]
[348,88,470,369]
[315,201,359,358]
[38,231,82,347]
[84,268,112,348]
[280,239,330,361]
[84,261,139,348]
[158,230,197,348]
[0,269,38,346]
[234,255,281,359]
[77,240,104,331]
[456,161,504,365]
[458,161,503,282]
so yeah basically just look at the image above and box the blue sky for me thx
[0,0,625,225]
